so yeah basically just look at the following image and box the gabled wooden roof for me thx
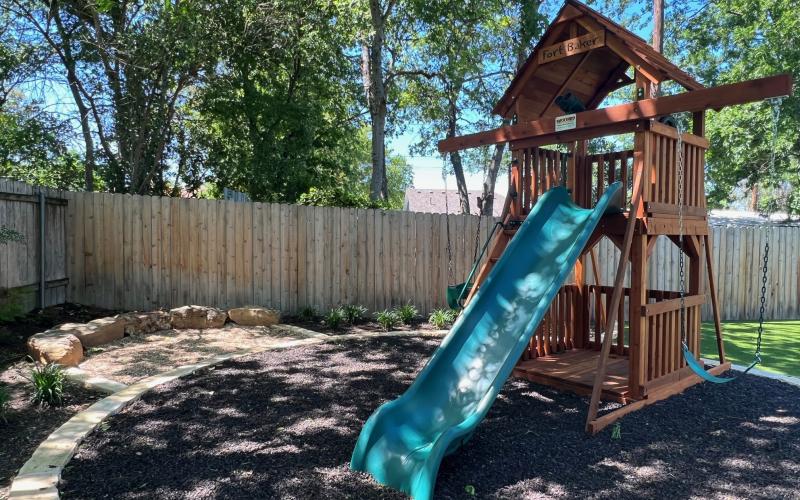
[493,0,703,120]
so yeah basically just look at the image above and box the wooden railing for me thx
[574,150,634,209]
[509,121,708,219]
[640,294,704,386]
[521,285,581,360]
[645,123,707,214]
[514,147,565,215]
[584,286,683,355]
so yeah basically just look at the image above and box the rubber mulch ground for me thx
[60,336,800,499]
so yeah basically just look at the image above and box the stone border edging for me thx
[63,368,127,394]
[8,329,446,499]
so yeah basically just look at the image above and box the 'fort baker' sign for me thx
[539,31,605,64]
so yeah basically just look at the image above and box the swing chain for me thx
[442,154,455,283]
[676,118,687,345]
[754,97,784,362]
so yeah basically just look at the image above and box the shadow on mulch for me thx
[60,336,800,499]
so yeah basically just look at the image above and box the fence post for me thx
[39,188,46,309]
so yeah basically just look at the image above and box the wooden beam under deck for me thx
[594,212,709,236]
[586,362,732,434]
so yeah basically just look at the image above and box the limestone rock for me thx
[169,305,227,329]
[54,317,125,348]
[27,331,83,366]
[118,311,171,335]
[228,307,280,326]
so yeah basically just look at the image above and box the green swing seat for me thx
[446,282,471,310]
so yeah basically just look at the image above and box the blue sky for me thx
[389,133,504,193]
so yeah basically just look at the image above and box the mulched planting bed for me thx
[60,336,800,499]
[0,373,101,498]
[283,316,443,335]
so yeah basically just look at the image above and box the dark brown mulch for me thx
[283,316,441,335]
[0,371,102,499]
[0,303,117,367]
[60,336,800,499]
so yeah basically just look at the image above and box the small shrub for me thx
[447,309,460,323]
[375,310,400,331]
[0,384,10,423]
[429,308,457,329]
[342,304,368,324]
[298,306,318,322]
[394,303,418,325]
[324,307,345,330]
[31,363,66,407]
[0,287,32,322]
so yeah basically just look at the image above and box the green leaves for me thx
[673,0,799,215]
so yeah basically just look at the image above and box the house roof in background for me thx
[403,189,506,217]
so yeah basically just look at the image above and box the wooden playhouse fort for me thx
[438,0,792,432]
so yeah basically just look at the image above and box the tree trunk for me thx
[480,142,506,216]
[446,102,470,214]
[51,8,95,192]
[652,0,664,95]
[363,0,389,202]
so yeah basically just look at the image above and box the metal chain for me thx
[754,97,784,361]
[472,213,482,262]
[676,119,687,345]
[442,154,454,283]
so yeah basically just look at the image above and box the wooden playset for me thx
[438,0,791,433]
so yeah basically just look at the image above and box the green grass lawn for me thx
[701,321,800,378]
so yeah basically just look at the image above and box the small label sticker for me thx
[555,114,576,132]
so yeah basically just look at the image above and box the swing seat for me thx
[681,343,759,384]
[447,283,471,310]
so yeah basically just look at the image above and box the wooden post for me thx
[630,129,650,398]
[688,239,703,357]
[703,234,726,362]
[589,248,607,328]
[574,254,587,349]
[692,111,705,137]
[510,155,522,218]
[585,141,647,431]
[628,233,648,399]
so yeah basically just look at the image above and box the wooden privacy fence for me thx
[64,191,498,314]
[0,178,68,310]
[2,181,798,320]
[590,225,800,321]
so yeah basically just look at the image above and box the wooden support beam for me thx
[704,234,726,363]
[509,121,647,150]
[586,362,731,434]
[585,148,646,431]
[641,294,704,316]
[438,74,792,153]
[541,51,593,117]
[585,60,632,109]
[589,248,607,327]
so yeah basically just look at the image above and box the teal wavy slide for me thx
[351,183,622,499]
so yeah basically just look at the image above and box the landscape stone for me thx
[27,331,83,366]
[59,317,124,348]
[169,305,227,329]
[117,311,171,335]
[228,307,281,326]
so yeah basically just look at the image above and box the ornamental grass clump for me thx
[31,363,66,407]
[376,310,400,331]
